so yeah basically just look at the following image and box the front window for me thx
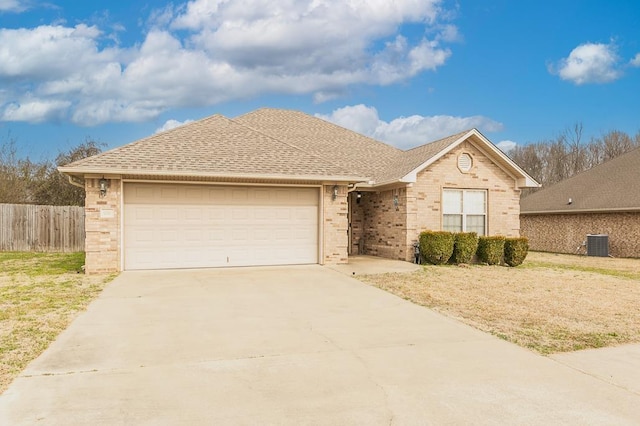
[442,189,486,235]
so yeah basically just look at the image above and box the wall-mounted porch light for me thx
[99,177,109,198]
[332,185,338,201]
[356,191,362,204]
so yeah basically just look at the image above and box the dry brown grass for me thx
[0,252,114,393]
[359,251,640,355]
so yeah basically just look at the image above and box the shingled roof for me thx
[521,146,640,214]
[59,114,364,182]
[59,108,538,188]
[235,109,403,183]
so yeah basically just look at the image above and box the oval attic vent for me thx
[458,153,472,172]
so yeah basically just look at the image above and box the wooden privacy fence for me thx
[0,204,85,252]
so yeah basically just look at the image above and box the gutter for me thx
[521,207,640,215]
[66,174,85,189]
[57,167,370,184]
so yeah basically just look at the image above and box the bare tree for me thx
[563,123,587,176]
[0,138,103,206]
[600,130,635,160]
[509,125,639,195]
[0,139,47,204]
[33,139,104,206]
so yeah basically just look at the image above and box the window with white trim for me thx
[442,189,486,235]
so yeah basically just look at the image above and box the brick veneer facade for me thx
[323,184,349,265]
[84,177,121,274]
[82,142,522,272]
[520,212,640,258]
[83,180,348,274]
[350,141,522,261]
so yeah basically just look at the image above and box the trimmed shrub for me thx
[419,231,454,265]
[452,232,478,264]
[477,236,505,265]
[504,237,529,267]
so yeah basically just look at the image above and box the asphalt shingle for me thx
[60,114,363,181]
[60,108,511,186]
[521,147,640,213]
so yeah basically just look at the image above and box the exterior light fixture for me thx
[393,194,399,208]
[356,192,362,204]
[332,185,338,201]
[99,177,108,198]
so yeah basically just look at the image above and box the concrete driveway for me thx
[2,264,640,425]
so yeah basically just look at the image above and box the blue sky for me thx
[1,0,639,160]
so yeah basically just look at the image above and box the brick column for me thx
[322,184,348,264]
[84,177,121,274]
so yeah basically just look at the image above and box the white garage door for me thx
[123,183,319,270]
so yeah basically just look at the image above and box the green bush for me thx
[419,231,454,265]
[504,237,529,267]
[477,236,505,265]
[452,232,478,264]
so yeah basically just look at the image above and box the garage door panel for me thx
[160,186,179,199]
[129,229,154,245]
[124,183,319,270]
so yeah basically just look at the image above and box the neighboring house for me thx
[59,108,538,273]
[520,147,640,258]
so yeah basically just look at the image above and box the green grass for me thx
[0,252,115,393]
[0,252,85,276]
[522,260,640,280]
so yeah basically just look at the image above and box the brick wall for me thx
[521,212,640,258]
[352,188,408,260]
[84,177,121,274]
[83,180,347,272]
[350,141,522,262]
[411,141,521,239]
[322,184,349,264]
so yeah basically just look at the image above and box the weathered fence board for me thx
[0,204,85,252]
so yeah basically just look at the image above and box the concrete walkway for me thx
[328,255,421,275]
[551,344,640,396]
[2,262,640,425]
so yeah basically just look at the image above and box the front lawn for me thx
[359,252,640,354]
[0,252,115,393]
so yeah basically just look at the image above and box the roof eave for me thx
[397,131,473,184]
[518,176,541,188]
[57,166,369,183]
[521,207,640,215]
[397,129,541,188]
[468,130,541,188]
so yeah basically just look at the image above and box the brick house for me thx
[520,147,640,258]
[59,108,538,273]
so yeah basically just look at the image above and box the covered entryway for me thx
[123,183,319,270]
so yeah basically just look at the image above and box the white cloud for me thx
[0,0,459,125]
[496,140,517,153]
[631,53,640,67]
[0,0,28,13]
[316,104,503,149]
[552,42,621,84]
[155,118,194,133]
[1,99,70,122]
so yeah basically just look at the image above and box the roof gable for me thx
[521,147,640,213]
[388,129,539,188]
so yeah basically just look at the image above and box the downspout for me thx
[66,175,85,189]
